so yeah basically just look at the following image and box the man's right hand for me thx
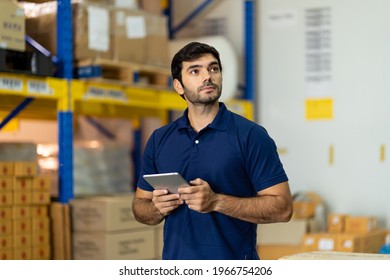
[152,189,183,217]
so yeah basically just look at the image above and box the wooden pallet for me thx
[74,58,172,88]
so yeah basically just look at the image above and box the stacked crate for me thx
[0,161,51,260]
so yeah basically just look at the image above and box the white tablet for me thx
[143,172,189,194]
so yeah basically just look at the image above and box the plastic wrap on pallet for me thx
[73,140,134,196]
[0,142,37,162]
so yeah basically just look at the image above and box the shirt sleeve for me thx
[245,125,288,192]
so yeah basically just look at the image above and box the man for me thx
[132,42,293,260]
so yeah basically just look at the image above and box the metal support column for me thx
[57,0,74,203]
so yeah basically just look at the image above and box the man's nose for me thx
[203,71,212,83]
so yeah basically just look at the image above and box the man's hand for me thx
[152,189,183,217]
[178,178,218,213]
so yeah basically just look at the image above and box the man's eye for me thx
[190,69,199,74]
[210,67,220,72]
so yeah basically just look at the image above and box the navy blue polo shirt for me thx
[137,102,288,260]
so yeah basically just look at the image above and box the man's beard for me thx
[182,82,222,105]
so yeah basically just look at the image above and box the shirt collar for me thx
[177,102,231,131]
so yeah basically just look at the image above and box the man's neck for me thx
[187,102,219,133]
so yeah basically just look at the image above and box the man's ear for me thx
[173,79,184,94]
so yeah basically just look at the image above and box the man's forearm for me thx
[213,194,292,224]
[132,197,165,226]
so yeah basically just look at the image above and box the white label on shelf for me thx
[107,89,127,101]
[27,80,52,95]
[84,87,127,102]
[0,78,23,91]
[85,87,105,99]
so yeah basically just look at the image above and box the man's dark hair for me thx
[171,42,222,84]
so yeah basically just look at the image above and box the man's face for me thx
[176,54,222,105]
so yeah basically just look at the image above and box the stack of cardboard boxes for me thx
[302,214,387,253]
[70,193,163,260]
[23,0,170,67]
[0,161,51,260]
[257,192,389,259]
[257,192,325,260]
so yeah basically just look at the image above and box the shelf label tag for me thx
[107,89,127,101]
[27,80,52,95]
[84,87,127,102]
[0,78,23,91]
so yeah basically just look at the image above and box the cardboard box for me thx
[32,231,50,246]
[32,217,50,232]
[327,213,347,233]
[111,8,146,63]
[302,233,337,252]
[257,244,303,260]
[140,0,162,15]
[12,206,32,219]
[0,192,13,206]
[0,220,13,235]
[0,0,25,51]
[32,176,51,192]
[25,1,113,60]
[31,245,51,260]
[0,207,12,219]
[336,233,363,252]
[360,230,387,253]
[72,228,156,260]
[50,202,71,260]
[0,163,15,176]
[257,218,321,245]
[293,192,323,219]
[13,191,32,205]
[0,177,13,191]
[13,177,33,191]
[0,162,37,177]
[73,3,113,61]
[145,13,170,67]
[0,249,13,260]
[70,194,145,232]
[14,162,38,177]
[13,247,31,260]
[31,192,51,205]
[13,218,31,234]
[13,233,32,248]
[0,235,13,250]
[345,216,377,234]
[31,205,49,218]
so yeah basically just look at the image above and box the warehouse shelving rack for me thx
[0,0,255,203]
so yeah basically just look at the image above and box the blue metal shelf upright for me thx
[56,0,74,203]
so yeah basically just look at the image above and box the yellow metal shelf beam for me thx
[1,72,253,123]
